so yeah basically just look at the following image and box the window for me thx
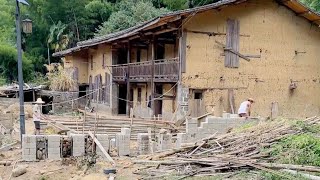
[138,88,142,102]
[90,55,93,70]
[194,92,202,100]
[225,19,240,68]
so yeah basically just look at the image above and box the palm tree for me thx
[47,21,73,53]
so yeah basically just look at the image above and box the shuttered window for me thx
[225,19,240,68]
[90,55,93,70]
[104,73,110,105]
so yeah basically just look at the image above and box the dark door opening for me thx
[154,84,163,116]
[137,48,141,62]
[41,95,53,114]
[156,44,165,60]
[79,85,88,109]
[118,84,127,114]
[117,48,128,64]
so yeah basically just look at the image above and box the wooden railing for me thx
[112,58,179,82]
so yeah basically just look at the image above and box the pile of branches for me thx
[134,117,320,179]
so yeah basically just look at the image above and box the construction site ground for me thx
[0,117,261,180]
[1,101,320,180]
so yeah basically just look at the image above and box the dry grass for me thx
[45,63,76,91]
[4,103,33,118]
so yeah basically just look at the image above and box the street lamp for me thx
[15,0,30,143]
[22,19,32,34]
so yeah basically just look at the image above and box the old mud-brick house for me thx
[53,0,320,119]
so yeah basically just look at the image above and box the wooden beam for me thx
[154,28,178,35]
[88,131,115,165]
[186,30,226,36]
[312,19,320,23]
[215,41,250,61]
[297,11,310,16]
[151,36,155,117]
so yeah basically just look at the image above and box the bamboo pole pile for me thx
[47,114,184,139]
[134,117,320,178]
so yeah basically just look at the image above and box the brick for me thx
[23,154,37,161]
[71,134,85,157]
[47,135,61,142]
[158,134,172,151]
[116,133,130,156]
[48,147,60,154]
[137,133,149,155]
[48,152,61,160]
[121,128,131,135]
[23,135,37,144]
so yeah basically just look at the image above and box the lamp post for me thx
[15,0,30,142]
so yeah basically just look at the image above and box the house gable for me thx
[182,0,320,117]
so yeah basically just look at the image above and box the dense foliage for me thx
[0,0,318,84]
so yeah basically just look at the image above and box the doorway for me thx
[117,48,128,64]
[156,43,165,60]
[118,84,127,114]
[154,84,163,116]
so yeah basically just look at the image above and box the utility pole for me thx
[15,0,29,142]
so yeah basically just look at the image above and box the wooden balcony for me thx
[112,58,179,82]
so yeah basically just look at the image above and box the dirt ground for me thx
[0,116,144,180]
[0,146,143,180]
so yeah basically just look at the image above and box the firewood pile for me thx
[134,117,320,179]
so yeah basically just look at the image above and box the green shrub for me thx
[270,133,320,166]
[0,44,33,82]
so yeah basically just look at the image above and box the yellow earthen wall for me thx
[88,44,112,83]
[183,0,320,118]
[64,55,88,84]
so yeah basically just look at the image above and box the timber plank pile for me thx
[47,115,184,139]
[134,117,320,179]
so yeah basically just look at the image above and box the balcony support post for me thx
[151,36,155,117]
[126,42,131,117]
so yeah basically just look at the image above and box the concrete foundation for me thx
[71,134,85,157]
[157,134,172,151]
[137,133,150,155]
[116,133,130,156]
[47,135,61,160]
[96,134,109,158]
[22,135,37,161]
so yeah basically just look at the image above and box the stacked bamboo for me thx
[48,115,184,139]
[134,117,320,178]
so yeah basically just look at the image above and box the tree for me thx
[189,0,220,8]
[0,44,33,82]
[95,0,169,36]
[47,21,73,52]
[163,0,188,10]
[300,0,320,12]
[0,0,15,45]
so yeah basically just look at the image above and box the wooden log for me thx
[12,165,27,177]
[215,40,250,61]
[188,141,206,156]
[88,131,115,165]
[0,161,12,166]
[195,111,213,120]
[256,163,320,173]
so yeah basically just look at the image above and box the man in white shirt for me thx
[238,98,254,118]
[33,98,45,135]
